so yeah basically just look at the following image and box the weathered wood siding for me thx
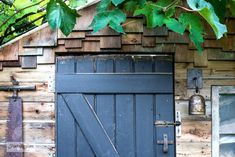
[0,4,235,157]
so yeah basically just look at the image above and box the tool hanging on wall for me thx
[0,76,36,157]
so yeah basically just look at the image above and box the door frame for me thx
[212,86,235,157]
[55,53,176,157]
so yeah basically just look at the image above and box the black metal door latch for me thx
[155,120,181,127]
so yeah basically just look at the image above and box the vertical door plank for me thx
[115,57,135,157]
[57,95,76,157]
[63,94,120,157]
[96,57,114,73]
[135,57,154,157]
[116,95,135,157]
[57,57,76,157]
[76,124,94,157]
[154,57,173,73]
[76,94,95,157]
[155,94,175,157]
[96,95,115,143]
[76,57,95,157]
[76,56,94,73]
[96,58,115,143]
[136,95,154,157]
[155,95,174,121]
[115,56,133,73]
[134,57,153,72]
[57,57,75,73]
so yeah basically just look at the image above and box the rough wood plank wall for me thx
[0,4,234,157]
[0,65,55,157]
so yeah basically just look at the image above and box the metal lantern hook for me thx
[188,69,206,115]
[193,77,199,94]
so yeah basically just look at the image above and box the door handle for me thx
[163,134,169,153]
[157,134,173,153]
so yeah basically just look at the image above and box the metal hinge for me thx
[176,111,182,137]
[48,74,55,93]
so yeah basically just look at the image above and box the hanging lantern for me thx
[189,77,206,115]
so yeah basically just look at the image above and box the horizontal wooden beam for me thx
[56,73,173,93]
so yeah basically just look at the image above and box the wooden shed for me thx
[0,1,235,157]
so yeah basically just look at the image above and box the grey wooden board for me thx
[156,94,175,157]
[21,56,37,69]
[115,58,135,157]
[136,95,155,157]
[77,94,95,157]
[116,95,135,157]
[57,95,76,157]
[62,94,120,157]
[134,59,154,157]
[57,57,75,73]
[154,58,173,73]
[56,57,76,157]
[115,57,133,73]
[134,57,153,72]
[96,59,115,143]
[76,57,95,157]
[56,74,173,93]
[76,57,94,73]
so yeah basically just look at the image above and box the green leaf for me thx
[123,1,137,12]
[39,0,50,7]
[156,0,173,7]
[134,3,164,28]
[190,29,204,52]
[187,0,227,39]
[91,9,126,33]
[92,12,111,32]
[164,18,185,34]
[152,13,165,27]
[228,0,235,16]
[13,0,34,9]
[179,13,204,52]
[137,0,146,6]
[109,21,124,33]
[46,0,79,36]
[155,0,176,17]
[96,0,111,13]
[69,0,87,8]
[13,0,38,14]
[206,0,227,20]
[165,7,175,18]
[179,13,203,32]
[134,1,178,28]
[111,0,125,6]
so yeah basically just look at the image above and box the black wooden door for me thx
[56,55,175,157]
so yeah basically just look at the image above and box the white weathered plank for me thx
[0,65,55,82]
[0,122,55,144]
[177,141,211,157]
[0,144,55,157]
[0,102,55,120]
[0,82,54,102]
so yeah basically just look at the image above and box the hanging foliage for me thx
[0,0,234,52]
